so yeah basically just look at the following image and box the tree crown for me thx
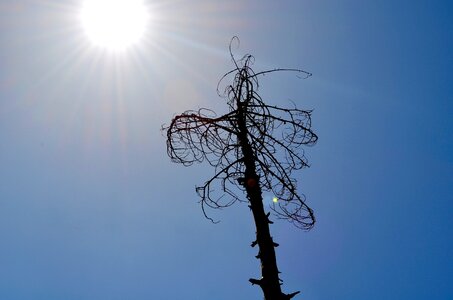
[164,38,317,229]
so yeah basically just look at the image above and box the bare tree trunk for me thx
[237,100,297,300]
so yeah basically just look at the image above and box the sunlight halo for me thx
[80,0,149,51]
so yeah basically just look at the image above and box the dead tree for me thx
[163,38,317,299]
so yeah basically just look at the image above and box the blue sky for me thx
[0,0,452,299]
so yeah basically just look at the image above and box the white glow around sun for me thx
[80,0,149,51]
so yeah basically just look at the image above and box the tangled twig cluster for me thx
[164,37,317,229]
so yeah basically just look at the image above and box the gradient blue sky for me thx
[0,1,452,299]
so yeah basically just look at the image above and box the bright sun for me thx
[80,0,149,51]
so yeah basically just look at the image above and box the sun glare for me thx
[80,0,149,51]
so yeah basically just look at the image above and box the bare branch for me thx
[163,42,316,229]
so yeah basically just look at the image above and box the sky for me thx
[0,0,452,299]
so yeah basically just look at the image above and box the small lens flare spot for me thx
[273,197,278,203]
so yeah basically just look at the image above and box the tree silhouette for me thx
[163,38,317,300]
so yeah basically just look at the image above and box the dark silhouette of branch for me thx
[163,37,317,299]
